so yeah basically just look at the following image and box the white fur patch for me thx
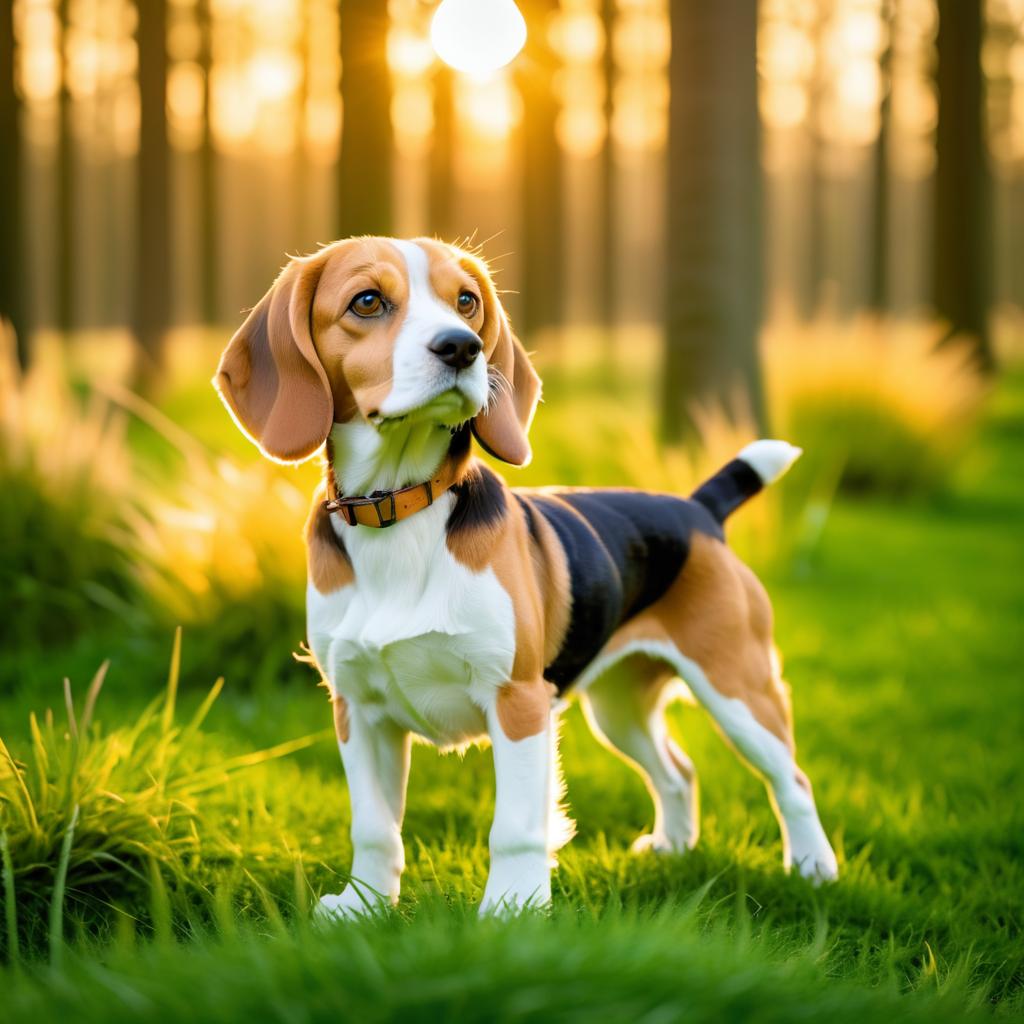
[577,639,837,881]
[308,420,516,748]
[738,439,803,485]
[376,240,489,422]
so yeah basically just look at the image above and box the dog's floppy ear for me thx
[214,253,333,463]
[472,293,541,467]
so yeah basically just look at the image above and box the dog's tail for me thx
[690,440,802,525]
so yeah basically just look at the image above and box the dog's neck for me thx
[327,419,469,498]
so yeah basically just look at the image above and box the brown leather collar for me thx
[324,460,459,529]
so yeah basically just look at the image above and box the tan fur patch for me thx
[445,510,507,573]
[526,507,572,667]
[304,485,354,594]
[496,678,555,741]
[602,532,793,748]
[310,238,413,422]
[492,500,548,682]
[442,471,548,682]
[418,239,488,337]
[332,694,350,744]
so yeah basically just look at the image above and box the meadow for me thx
[1,325,1022,1021]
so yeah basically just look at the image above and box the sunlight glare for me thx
[430,0,527,75]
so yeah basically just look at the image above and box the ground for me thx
[1,362,1022,1022]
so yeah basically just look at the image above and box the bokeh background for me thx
[1,2,1023,1015]
[2,1,1022,399]
[2,0,1021,686]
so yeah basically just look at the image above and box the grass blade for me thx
[1,828,19,966]
[49,803,80,967]
[162,627,182,735]
[180,677,225,742]
[0,735,39,836]
[148,857,172,945]
[63,678,79,741]
[79,660,110,736]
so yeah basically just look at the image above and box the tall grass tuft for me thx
[0,633,322,960]
[0,328,312,688]
[0,327,142,649]
[763,319,986,496]
[99,381,312,687]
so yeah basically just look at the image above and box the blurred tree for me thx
[800,0,828,320]
[0,0,29,365]
[133,0,171,382]
[293,0,311,247]
[57,0,74,335]
[338,0,392,238]
[599,0,616,338]
[933,0,993,369]
[429,64,455,240]
[661,0,764,445]
[517,0,563,338]
[197,0,218,325]
[869,0,893,313]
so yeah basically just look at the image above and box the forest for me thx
[1,1,1022,1021]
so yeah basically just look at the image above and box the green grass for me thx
[0,366,1022,1020]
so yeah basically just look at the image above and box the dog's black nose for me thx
[428,329,482,371]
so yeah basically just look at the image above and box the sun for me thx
[430,0,528,76]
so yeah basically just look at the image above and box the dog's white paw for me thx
[630,831,694,855]
[478,885,551,917]
[313,886,391,925]
[789,829,839,884]
[792,847,839,884]
[479,852,551,916]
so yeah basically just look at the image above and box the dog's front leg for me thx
[481,683,555,914]
[315,697,410,921]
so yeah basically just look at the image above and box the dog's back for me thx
[514,486,720,689]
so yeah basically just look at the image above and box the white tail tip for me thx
[738,439,803,485]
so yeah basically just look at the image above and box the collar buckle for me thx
[371,492,398,528]
[326,491,398,528]
[322,456,458,530]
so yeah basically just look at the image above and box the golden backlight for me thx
[430,0,527,76]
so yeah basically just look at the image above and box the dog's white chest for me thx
[306,498,516,746]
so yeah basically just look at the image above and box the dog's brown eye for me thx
[349,290,384,317]
[457,291,478,318]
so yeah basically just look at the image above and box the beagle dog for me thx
[214,236,838,917]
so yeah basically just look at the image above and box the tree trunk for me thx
[517,0,563,340]
[661,0,765,445]
[429,64,455,240]
[868,0,893,313]
[293,0,311,247]
[338,0,392,238]
[57,0,74,335]
[0,1,28,365]
[800,0,828,320]
[133,0,171,382]
[197,0,218,325]
[933,0,993,369]
[599,0,616,340]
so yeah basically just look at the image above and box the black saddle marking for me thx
[446,459,508,539]
[517,489,723,692]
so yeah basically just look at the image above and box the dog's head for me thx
[214,237,541,466]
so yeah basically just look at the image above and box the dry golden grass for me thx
[0,326,309,652]
[1,315,990,643]
[763,317,986,495]
[0,327,134,513]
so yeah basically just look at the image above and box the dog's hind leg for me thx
[648,535,838,881]
[675,646,838,882]
[580,653,699,854]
